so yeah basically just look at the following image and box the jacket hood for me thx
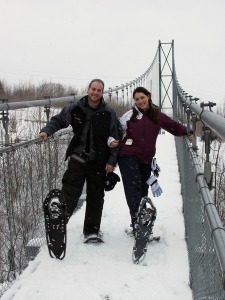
[132,104,143,119]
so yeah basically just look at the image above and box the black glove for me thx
[105,172,120,191]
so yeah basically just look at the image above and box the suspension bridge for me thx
[0,40,225,300]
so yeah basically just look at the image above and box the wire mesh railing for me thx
[0,130,73,296]
[174,65,225,299]
[176,136,225,300]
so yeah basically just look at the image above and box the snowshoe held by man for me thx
[43,189,67,260]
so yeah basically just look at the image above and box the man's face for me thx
[87,81,104,104]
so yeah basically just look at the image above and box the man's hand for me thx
[110,140,119,148]
[105,163,114,173]
[38,132,48,141]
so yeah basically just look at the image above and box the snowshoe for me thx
[43,189,67,259]
[132,196,158,264]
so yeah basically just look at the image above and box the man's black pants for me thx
[62,157,106,235]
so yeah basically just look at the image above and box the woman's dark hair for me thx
[131,87,159,123]
[132,86,151,99]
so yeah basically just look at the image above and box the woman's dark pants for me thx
[118,155,152,223]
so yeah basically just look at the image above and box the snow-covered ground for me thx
[1,133,192,300]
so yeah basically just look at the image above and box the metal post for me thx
[204,126,213,189]
[158,40,162,111]
[191,113,198,152]
[108,88,112,103]
[115,87,119,103]
[43,96,53,190]
[44,96,51,123]
[121,84,124,104]
[0,99,10,146]
[130,82,133,103]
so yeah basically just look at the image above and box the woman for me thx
[117,86,192,233]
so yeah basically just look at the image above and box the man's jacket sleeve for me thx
[40,105,72,136]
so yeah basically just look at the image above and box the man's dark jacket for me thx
[41,96,122,168]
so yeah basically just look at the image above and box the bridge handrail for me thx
[0,128,72,155]
[0,86,132,111]
[0,47,159,112]
[176,85,225,142]
[0,95,82,111]
[0,78,149,111]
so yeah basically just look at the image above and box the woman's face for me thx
[134,92,150,111]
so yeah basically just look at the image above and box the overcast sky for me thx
[0,0,224,105]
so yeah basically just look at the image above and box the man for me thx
[38,79,122,242]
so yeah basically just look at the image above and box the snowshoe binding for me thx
[43,189,67,259]
[83,232,104,244]
[132,196,159,264]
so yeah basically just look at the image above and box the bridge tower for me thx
[158,40,174,116]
